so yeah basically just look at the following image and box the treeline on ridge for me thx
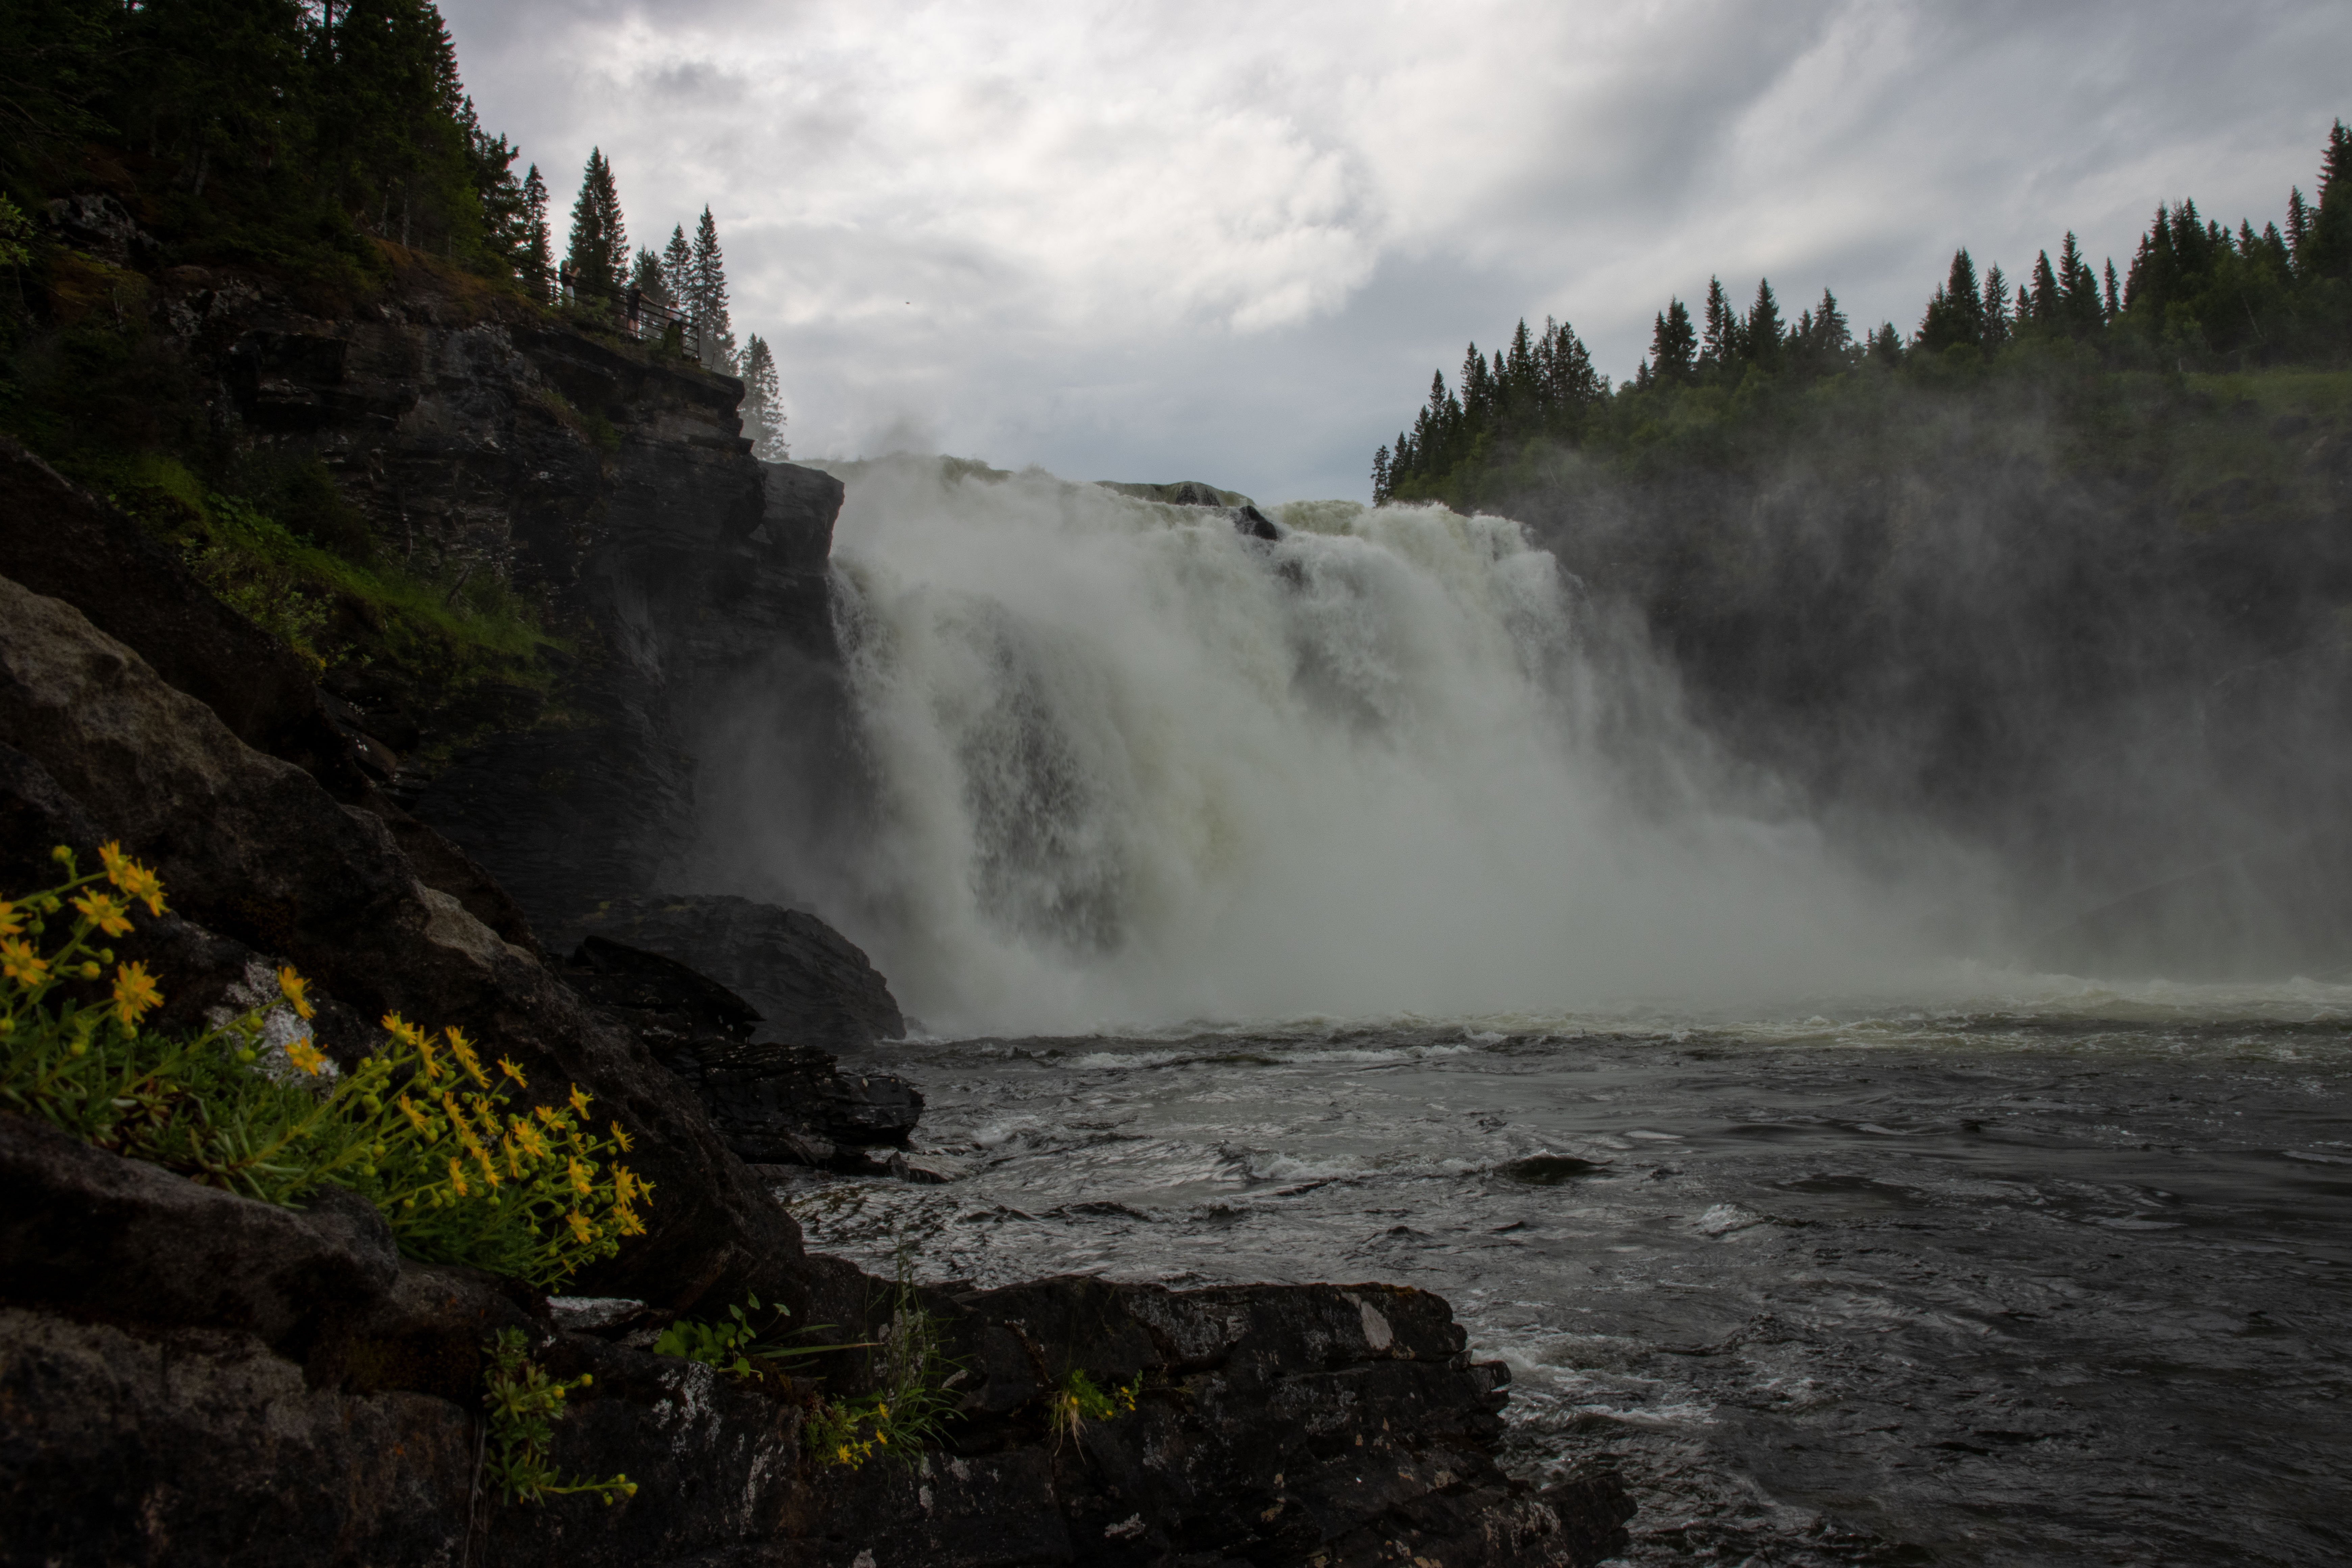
[1373,121,2352,507]
[0,0,786,458]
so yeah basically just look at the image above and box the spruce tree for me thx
[2305,119,2352,280]
[740,334,788,460]
[1981,264,2010,350]
[520,163,552,298]
[2057,232,2101,332]
[658,225,689,306]
[1746,279,1784,367]
[631,247,667,302]
[2029,250,2060,323]
[2102,258,2121,319]
[1701,277,1740,369]
[1649,300,1697,384]
[689,206,737,372]
[1371,444,1391,504]
[564,148,626,298]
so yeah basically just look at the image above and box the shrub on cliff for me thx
[0,842,647,1286]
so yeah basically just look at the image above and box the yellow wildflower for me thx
[613,1205,646,1237]
[475,1147,501,1188]
[276,966,314,1021]
[445,1026,488,1087]
[284,1037,328,1076]
[534,1103,561,1127]
[612,1167,636,1205]
[1,937,49,988]
[609,1120,634,1153]
[0,898,19,938]
[569,1084,593,1117]
[503,1138,524,1178]
[111,960,162,1025]
[566,1156,593,1196]
[566,1210,595,1245]
[496,1055,528,1088]
[71,890,134,938]
[397,1094,430,1132]
[511,1118,548,1160]
[101,846,167,916]
[448,1157,470,1198]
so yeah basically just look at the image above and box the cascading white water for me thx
[733,457,1942,1035]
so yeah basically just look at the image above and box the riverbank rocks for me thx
[565,932,924,1170]
[0,1106,1628,1567]
[563,892,907,1049]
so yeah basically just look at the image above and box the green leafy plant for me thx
[652,1291,857,1379]
[1,846,651,1286]
[481,1327,634,1505]
[1045,1368,1141,1451]
[801,1255,963,1470]
[0,195,34,270]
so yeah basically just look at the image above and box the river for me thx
[779,990,2352,1565]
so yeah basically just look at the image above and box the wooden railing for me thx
[555,265,697,351]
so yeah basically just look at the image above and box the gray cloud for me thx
[438,0,2352,501]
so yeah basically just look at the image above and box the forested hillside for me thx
[1372,126,2352,972]
[0,0,796,739]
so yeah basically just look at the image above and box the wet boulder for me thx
[562,892,906,1050]
[565,933,923,1170]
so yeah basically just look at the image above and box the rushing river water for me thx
[776,985,2352,1567]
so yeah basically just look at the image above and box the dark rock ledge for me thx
[0,342,1630,1562]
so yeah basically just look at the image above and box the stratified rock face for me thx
[566,892,907,1048]
[139,264,859,962]
[564,933,923,1168]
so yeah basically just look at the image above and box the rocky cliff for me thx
[0,258,1629,1564]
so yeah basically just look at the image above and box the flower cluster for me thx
[354,1013,651,1285]
[1,846,652,1287]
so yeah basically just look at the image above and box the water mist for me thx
[704,457,1951,1035]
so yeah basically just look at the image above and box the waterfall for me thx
[717,457,1940,1035]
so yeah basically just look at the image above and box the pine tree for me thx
[736,334,787,459]
[1981,264,2010,350]
[1371,444,1391,504]
[2286,187,2310,270]
[689,206,737,372]
[2102,258,2121,319]
[564,148,626,298]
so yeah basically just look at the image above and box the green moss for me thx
[79,450,566,702]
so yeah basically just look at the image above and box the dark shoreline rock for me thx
[0,1106,1630,1566]
[566,932,924,1171]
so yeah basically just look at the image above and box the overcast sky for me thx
[438,0,2350,503]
